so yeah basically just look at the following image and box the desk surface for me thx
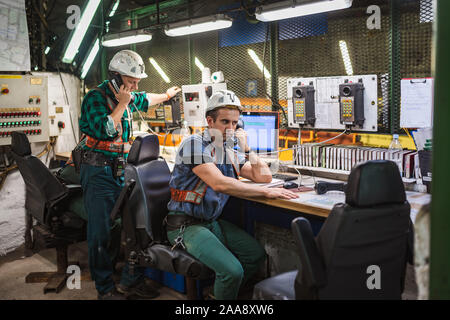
[165,160,431,221]
[55,151,71,161]
[239,176,431,221]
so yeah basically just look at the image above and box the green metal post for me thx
[130,11,137,52]
[101,48,108,80]
[270,22,279,109]
[389,0,400,134]
[430,0,450,299]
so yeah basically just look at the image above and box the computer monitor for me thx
[240,111,279,157]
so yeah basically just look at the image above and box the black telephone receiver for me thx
[232,116,245,147]
[236,117,244,130]
[109,72,135,104]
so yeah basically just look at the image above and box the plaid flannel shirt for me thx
[79,80,149,159]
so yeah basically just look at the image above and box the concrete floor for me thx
[0,241,188,300]
[0,240,418,300]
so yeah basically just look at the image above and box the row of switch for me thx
[0,121,41,128]
[0,111,42,118]
[0,129,42,137]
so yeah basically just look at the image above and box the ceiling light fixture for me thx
[81,38,100,79]
[255,0,353,22]
[195,57,205,71]
[149,58,171,83]
[339,40,353,76]
[164,14,232,37]
[62,0,101,63]
[102,29,152,47]
[247,49,271,79]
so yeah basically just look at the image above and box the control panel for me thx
[0,75,49,145]
[287,74,377,132]
[181,82,227,127]
[292,82,316,126]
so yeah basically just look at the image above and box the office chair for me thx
[10,131,87,294]
[111,134,213,299]
[253,160,413,300]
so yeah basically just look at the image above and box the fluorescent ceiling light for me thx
[102,29,152,47]
[81,38,100,79]
[149,58,171,83]
[255,0,353,22]
[247,49,271,79]
[109,0,120,17]
[165,14,232,37]
[62,0,101,63]
[195,57,205,71]
[339,40,353,76]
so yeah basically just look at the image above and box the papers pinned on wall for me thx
[400,78,434,128]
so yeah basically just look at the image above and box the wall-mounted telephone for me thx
[109,72,135,104]
[339,79,364,127]
[163,95,182,129]
[292,82,316,126]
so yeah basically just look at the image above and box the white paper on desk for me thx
[400,78,434,128]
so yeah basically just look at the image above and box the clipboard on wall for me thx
[400,78,434,128]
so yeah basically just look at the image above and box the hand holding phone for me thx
[114,84,132,106]
[110,72,135,104]
[234,127,248,151]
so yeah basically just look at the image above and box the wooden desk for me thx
[55,151,71,162]
[237,193,330,218]
[237,176,431,222]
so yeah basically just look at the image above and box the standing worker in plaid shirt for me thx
[78,50,180,300]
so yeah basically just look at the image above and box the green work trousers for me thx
[167,212,266,300]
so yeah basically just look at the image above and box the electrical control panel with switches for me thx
[339,79,365,128]
[292,82,316,126]
[48,104,72,137]
[181,82,227,127]
[0,75,49,145]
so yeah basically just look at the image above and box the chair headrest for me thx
[345,160,406,207]
[127,134,160,165]
[11,131,31,156]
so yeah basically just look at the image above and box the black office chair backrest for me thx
[315,160,411,299]
[291,217,327,300]
[10,132,67,225]
[125,134,171,242]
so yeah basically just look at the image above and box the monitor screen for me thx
[240,112,279,153]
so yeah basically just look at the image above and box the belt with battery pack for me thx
[80,148,125,179]
[163,213,208,251]
[164,213,207,232]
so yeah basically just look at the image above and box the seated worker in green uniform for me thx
[166,89,299,300]
[78,49,181,300]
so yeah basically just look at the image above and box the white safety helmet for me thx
[206,90,242,115]
[108,50,148,79]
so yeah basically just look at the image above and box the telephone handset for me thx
[109,72,135,104]
[231,116,245,147]
[236,117,244,130]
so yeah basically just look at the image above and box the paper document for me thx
[400,78,434,128]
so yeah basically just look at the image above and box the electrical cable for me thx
[132,104,165,137]
[260,23,289,127]
[57,69,79,144]
[247,129,348,156]
[0,141,51,191]
[402,127,416,148]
